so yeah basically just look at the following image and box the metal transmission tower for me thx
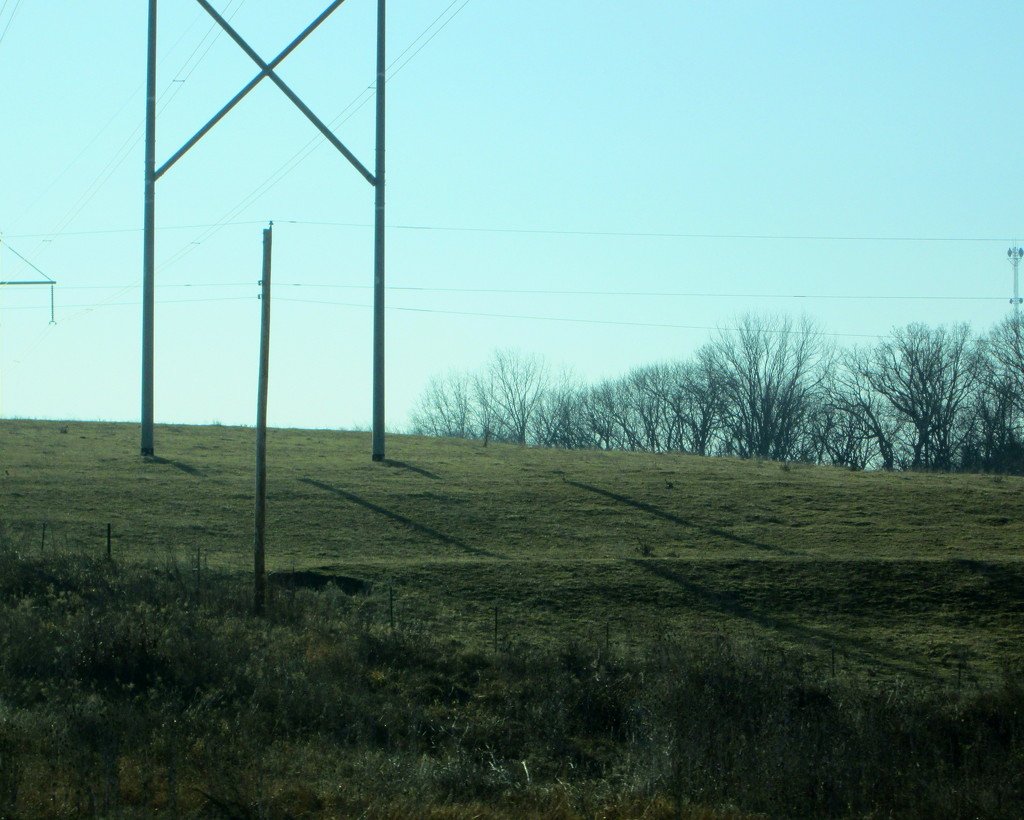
[141,0,387,460]
[1008,247,1024,313]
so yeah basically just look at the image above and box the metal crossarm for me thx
[192,0,375,185]
[1,242,56,285]
[157,0,349,181]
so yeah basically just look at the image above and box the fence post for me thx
[389,583,395,632]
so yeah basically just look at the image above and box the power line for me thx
[288,221,1019,243]
[0,295,250,312]
[32,280,1007,302]
[6,219,1019,244]
[0,288,1003,342]
[5,221,271,239]
[0,0,23,49]
[172,0,247,83]
[43,282,247,291]
[272,296,889,340]
[286,284,1006,301]
[155,0,476,272]
[10,1,249,264]
[388,0,472,79]
[12,13,211,227]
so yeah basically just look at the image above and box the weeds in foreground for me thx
[0,527,1020,819]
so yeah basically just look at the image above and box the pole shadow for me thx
[566,480,789,554]
[381,459,441,480]
[952,559,1024,608]
[628,558,933,680]
[299,478,506,560]
[144,456,204,477]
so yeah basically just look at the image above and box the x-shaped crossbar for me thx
[158,0,374,185]
[141,0,387,460]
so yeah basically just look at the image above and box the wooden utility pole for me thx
[254,224,273,616]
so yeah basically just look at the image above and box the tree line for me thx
[409,314,1024,473]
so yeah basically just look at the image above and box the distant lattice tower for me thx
[1008,246,1024,313]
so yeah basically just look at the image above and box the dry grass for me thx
[2,419,1021,683]
[1,419,1023,817]
[0,544,1020,819]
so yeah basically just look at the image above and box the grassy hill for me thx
[3,418,1022,683]
[2,419,1024,818]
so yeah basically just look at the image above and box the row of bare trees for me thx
[409,314,1024,472]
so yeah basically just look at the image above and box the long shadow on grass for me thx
[567,480,790,554]
[953,559,1024,609]
[629,558,931,680]
[381,459,441,480]
[144,456,203,477]
[300,478,506,560]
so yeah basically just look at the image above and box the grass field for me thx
[3,419,1022,683]
[1,419,1023,818]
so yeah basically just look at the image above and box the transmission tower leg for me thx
[371,0,386,462]
[141,0,158,457]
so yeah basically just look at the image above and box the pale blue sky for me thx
[1,1,1022,431]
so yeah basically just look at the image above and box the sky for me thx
[1,1,1023,436]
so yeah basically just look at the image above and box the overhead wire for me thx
[271,283,1006,301]
[387,0,472,80]
[0,0,23,50]
[22,278,1007,302]
[3,3,1009,330]
[6,221,271,239]
[12,267,1000,316]
[5,289,970,342]
[1,291,888,339]
[7,219,1019,244]
[9,4,241,229]
[1,279,1004,351]
[0,295,250,313]
[15,92,146,228]
[271,296,891,340]
[13,0,247,268]
[2,4,250,339]
[172,0,248,83]
[157,0,476,273]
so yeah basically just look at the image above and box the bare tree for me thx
[963,367,1022,471]
[581,378,641,451]
[409,370,477,438]
[532,372,595,449]
[611,361,728,454]
[473,349,549,444]
[828,351,903,470]
[699,314,831,461]
[622,365,673,451]
[588,365,686,452]
[663,359,727,456]
[407,320,1010,476]
[856,322,982,470]
[966,316,1024,471]
[986,313,1024,393]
